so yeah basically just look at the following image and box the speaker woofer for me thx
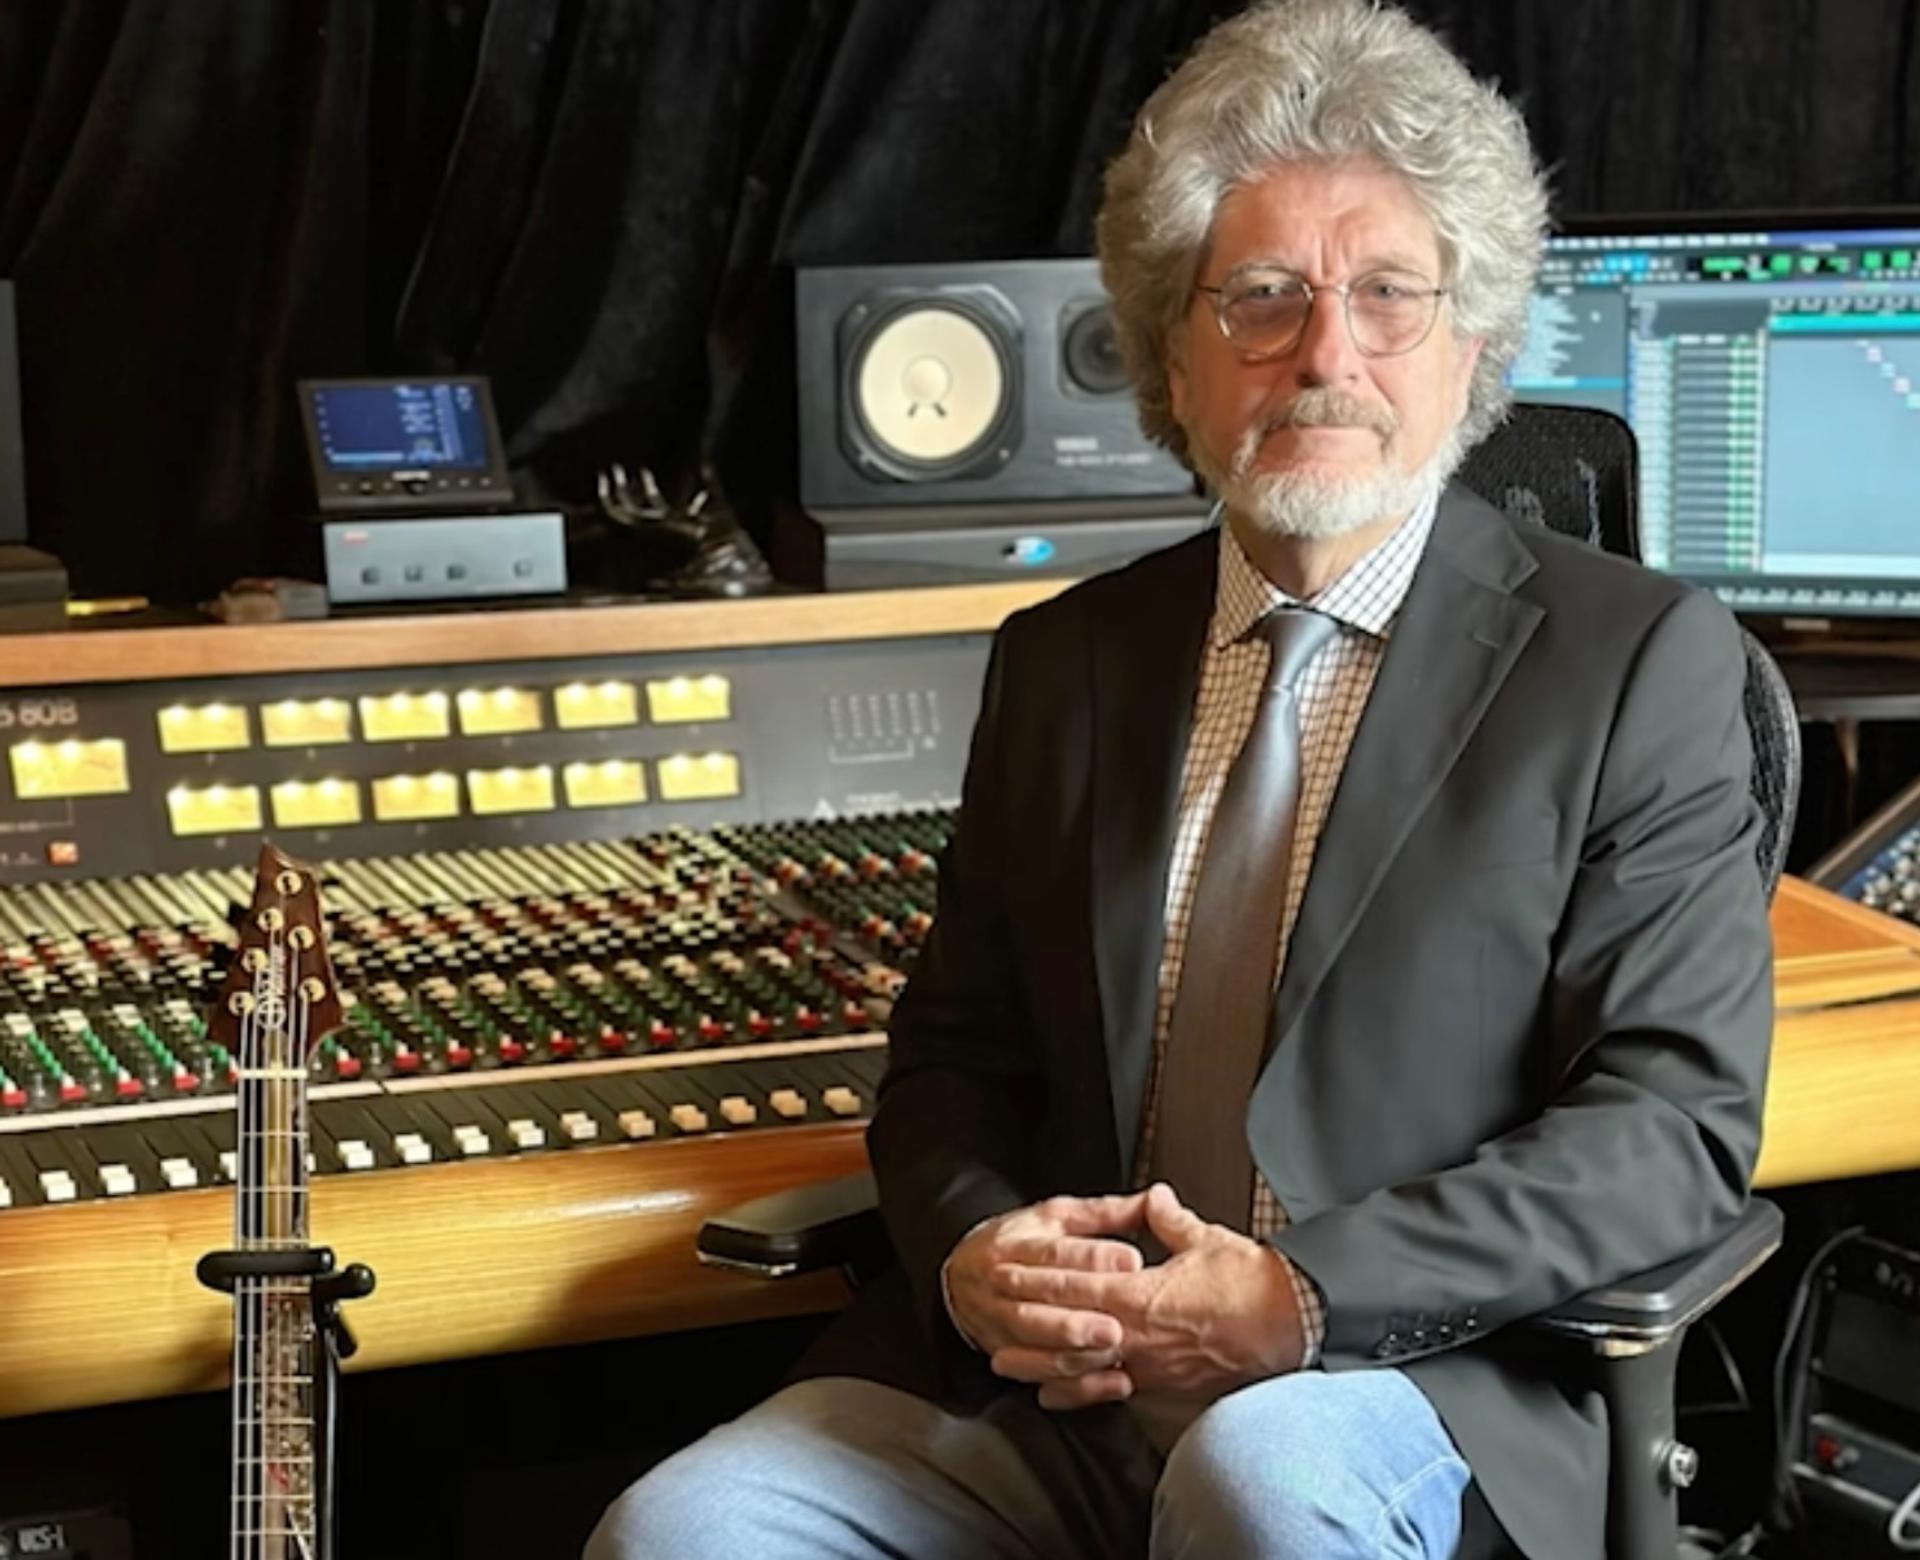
[838,286,1023,483]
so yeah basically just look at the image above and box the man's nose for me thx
[1291,288,1362,386]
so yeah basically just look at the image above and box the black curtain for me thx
[1,0,1917,600]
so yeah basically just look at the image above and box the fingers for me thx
[1037,1191,1151,1237]
[955,1290,1121,1355]
[1037,1368,1133,1411]
[994,1235,1144,1274]
[1001,1299,1122,1351]
[989,1263,1127,1312]
[1143,1182,1208,1251]
[990,1343,1123,1384]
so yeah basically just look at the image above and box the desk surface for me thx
[1761,875,1920,1185]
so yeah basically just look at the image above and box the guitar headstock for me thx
[209,843,343,1058]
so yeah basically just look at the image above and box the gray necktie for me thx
[1148,605,1339,1229]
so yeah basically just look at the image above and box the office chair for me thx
[701,403,1801,1560]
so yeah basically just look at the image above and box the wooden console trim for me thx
[0,581,1074,689]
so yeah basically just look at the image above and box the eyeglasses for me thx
[1194,266,1448,359]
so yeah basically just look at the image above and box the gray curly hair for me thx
[1096,0,1549,466]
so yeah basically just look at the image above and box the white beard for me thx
[1188,390,1467,541]
[1228,430,1462,540]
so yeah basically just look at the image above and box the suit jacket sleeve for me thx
[868,615,1042,1366]
[1269,588,1773,1369]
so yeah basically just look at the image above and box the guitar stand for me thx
[197,1247,377,1560]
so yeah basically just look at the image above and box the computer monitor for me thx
[1513,213,1920,619]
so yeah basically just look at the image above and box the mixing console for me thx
[1809,773,1920,921]
[0,816,950,1209]
[2,588,1920,1429]
[0,587,1063,1419]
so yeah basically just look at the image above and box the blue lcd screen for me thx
[308,381,492,471]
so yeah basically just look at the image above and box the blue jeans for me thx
[586,1368,1473,1559]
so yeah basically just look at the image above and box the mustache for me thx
[1232,390,1398,476]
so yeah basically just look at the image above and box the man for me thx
[588,1,1770,1556]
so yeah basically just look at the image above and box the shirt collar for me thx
[1209,485,1439,650]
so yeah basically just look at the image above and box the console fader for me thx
[0,817,952,1210]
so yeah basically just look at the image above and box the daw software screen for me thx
[1513,219,1920,616]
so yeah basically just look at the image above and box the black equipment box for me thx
[1790,1235,1920,1554]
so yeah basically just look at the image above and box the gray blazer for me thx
[829,484,1772,1560]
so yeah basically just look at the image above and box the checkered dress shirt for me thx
[1131,491,1438,1363]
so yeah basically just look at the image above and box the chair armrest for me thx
[1529,1198,1783,1349]
[697,1170,884,1278]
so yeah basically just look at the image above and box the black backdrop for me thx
[2,0,1918,601]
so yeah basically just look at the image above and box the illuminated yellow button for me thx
[359,691,451,743]
[11,738,131,799]
[371,771,461,822]
[260,698,353,747]
[655,751,741,802]
[561,759,646,809]
[646,675,731,724]
[270,778,362,830]
[554,680,640,730]
[466,764,556,816]
[456,687,543,737]
[166,783,263,838]
[156,702,251,753]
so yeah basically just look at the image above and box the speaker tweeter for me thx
[1059,298,1130,399]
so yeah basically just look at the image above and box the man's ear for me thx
[1168,350,1190,426]
[1452,335,1484,422]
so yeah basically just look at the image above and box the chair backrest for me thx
[1458,404,1801,897]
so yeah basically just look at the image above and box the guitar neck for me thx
[219,851,340,1560]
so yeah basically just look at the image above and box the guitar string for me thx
[231,921,259,1560]
[232,885,322,1558]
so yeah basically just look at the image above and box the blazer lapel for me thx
[1265,487,1545,1059]
[1090,532,1216,1168]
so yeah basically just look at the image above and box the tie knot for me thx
[1258,607,1338,692]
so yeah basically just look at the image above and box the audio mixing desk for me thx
[0,585,1913,1419]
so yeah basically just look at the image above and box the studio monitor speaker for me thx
[797,258,1201,516]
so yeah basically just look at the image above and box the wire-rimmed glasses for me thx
[1194,265,1449,358]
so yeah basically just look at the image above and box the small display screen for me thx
[308,381,492,471]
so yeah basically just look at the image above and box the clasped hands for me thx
[946,1181,1305,1411]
